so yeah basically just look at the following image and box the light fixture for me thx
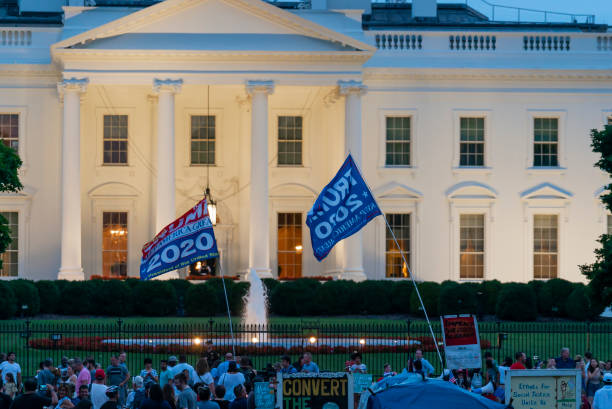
[205,186,217,226]
[251,336,259,343]
[295,245,303,254]
[194,338,202,346]
[359,339,366,345]
[308,336,317,344]
[195,261,202,272]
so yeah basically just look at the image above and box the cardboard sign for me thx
[278,372,354,409]
[506,370,581,409]
[254,382,275,409]
[352,373,372,394]
[440,314,481,369]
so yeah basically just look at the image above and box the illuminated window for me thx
[459,117,485,166]
[191,115,215,165]
[0,114,18,151]
[0,211,18,277]
[103,115,128,165]
[278,116,302,166]
[534,215,558,279]
[102,212,128,277]
[277,213,302,279]
[385,213,410,278]
[460,214,485,279]
[533,118,558,167]
[385,117,410,166]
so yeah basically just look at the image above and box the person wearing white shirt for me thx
[414,349,434,377]
[172,355,197,386]
[593,373,612,409]
[0,352,21,388]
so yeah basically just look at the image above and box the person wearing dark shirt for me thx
[203,342,219,369]
[141,384,172,409]
[510,352,527,370]
[228,385,246,409]
[0,393,11,409]
[213,386,229,409]
[555,348,575,369]
[100,386,120,409]
[10,377,57,409]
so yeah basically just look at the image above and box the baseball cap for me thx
[95,369,105,380]
[168,356,178,363]
[603,373,612,383]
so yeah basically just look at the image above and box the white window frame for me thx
[0,190,32,279]
[0,107,28,173]
[600,109,612,126]
[184,107,224,168]
[526,109,567,173]
[95,107,136,168]
[270,109,310,170]
[521,183,571,281]
[377,108,418,174]
[452,109,492,174]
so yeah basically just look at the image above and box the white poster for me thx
[440,314,482,370]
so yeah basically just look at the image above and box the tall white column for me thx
[153,79,182,232]
[57,78,88,281]
[153,79,182,280]
[246,80,274,278]
[339,80,367,281]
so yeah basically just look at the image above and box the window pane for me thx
[277,213,302,279]
[533,118,558,167]
[0,211,18,277]
[103,115,128,165]
[533,215,558,279]
[277,116,303,166]
[459,214,484,279]
[191,115,216,165]
[102,211,128,277]
[0,114,19,152]
[385,213,410,278]
[385,117,411,166]
[459,117,485,167]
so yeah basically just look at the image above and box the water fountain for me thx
[243,268,268,327]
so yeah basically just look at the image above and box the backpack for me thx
[133,389,146,409]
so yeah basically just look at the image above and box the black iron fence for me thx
[1,320,610,379]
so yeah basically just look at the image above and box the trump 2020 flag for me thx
[306,154,382,261]
[140,198,219,280]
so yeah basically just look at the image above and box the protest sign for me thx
[440,314,481,369]
[352,373,372,394]
[506,370,581,409]
[254,382,275,409]
[278,372,353,409]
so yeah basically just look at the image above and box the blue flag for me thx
[306,154,381,261]
[140,198,219,280]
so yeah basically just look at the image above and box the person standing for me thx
[203,343,219,369]
[126,376,146,409]
[593,373,612,409]
[587,359,603,406]
[348,353,366,374]
[555,348,574,369]
[74,358,91,392]
[106,355,129,407]
[192,359,215,397]
[100,386,120,409]
[196,386,219,409]
[227,385,246,409]
[9,377,57,409]
[140,384,171,409]
[0,353,21,391]
[218,363,244,402]
[215,355,234,384]
[162,384,177,409]
[510,352,527,370]
[300,353,319,374]
[174,373,196,409]
[90,370,109,409]
[159,360,173,388]
[414,350,433,377]
[172,357,196,386]
[37,359,57,392]
[279,357,296,375]
[140,358,159,389]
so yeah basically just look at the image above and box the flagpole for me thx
[347,154,444,369]
[217,260,236,357]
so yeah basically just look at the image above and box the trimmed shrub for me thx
[269,279,322,316]
[315,280,357,315]
[262,278,280,296]
[233,282,250,316]
[479,280,502,315]
[527,280,545,314]
[438,282,478,315]
[185,283,219,316]
[205,278,248,316]
[132,281,177,316]
[410,282,440,317]
[124,278,141,289]
[355,281,393,314]
[496,283,537,321]
[35,280,60,314]
[57,281,93,315]
[566,284,599,321]
[167,279,193,299]
[539,278,575,317]
[391,281,413,314]
[0,281,16,318]
[8,279,40,316]
[88,280,133,316]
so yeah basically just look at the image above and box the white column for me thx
[153,78,182,280]
[57,78,88,280]
[339,80,367,281]
[246,80,274,278]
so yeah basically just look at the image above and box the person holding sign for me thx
[348,353,366,374]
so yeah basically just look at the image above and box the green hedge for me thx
[0,278,602,320]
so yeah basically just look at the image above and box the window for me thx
[607,116,612,125]
[277,213,302,279]
[191,115,215,165]
[102,212,128,277]
[459,214,485,279]
[0,212,18,277]
[533,118,558,167]
[385,117,411,166]
[533,215,558,279]
[0,114,18,152]
[277,116,302,166]
[385,213,410,278]
[459,117,485,166]
[103,115,128,165]
[608,215,612,235]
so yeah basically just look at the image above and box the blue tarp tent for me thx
[366,378,507,409]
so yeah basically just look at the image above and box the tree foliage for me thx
[0,143,23,270]
[580,126,612,311]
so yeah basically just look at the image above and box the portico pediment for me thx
[374,181,423,200]
[53,0,375,59]
[521,182,572,201]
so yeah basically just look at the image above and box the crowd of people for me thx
[0,345,610,409]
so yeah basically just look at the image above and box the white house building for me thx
[0,0,610,283]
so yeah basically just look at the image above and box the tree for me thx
[0,143,22,270]
[580,126,612,312]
